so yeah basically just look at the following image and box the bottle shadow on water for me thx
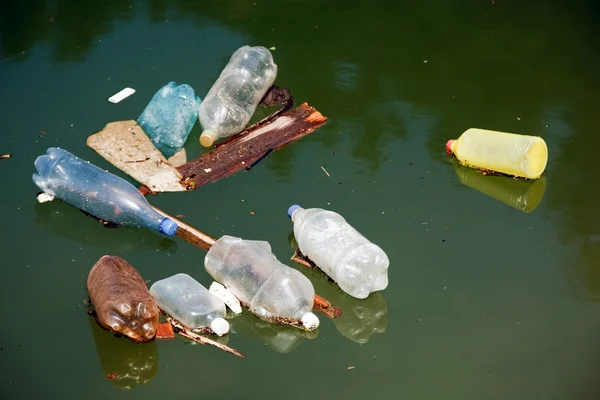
[34,200,178,255]
[228,310,317,354]
[448,155,547,213]
[88,315,158,390]
[288,233,388,344]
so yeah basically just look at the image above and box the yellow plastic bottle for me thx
[446,128,548,179]
[451,158,547,213]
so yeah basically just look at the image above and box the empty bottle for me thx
[137,81,202,157]
[288,205,389,299]
[446,128,548,179]
[204,235,319,330]
[32,147,178,236]
[149,273,229,336]
[199,45,277,147]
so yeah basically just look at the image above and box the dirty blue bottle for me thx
[33,147,178,236]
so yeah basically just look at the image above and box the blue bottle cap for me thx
[287,204,302,219]
[159,218,178,236]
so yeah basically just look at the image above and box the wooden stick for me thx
[151,205,341,319]
[168,318,245,358]
[1,153,11,159]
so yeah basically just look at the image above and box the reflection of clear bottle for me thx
[451,157,547,213]
[446,128,548,179]
[331,291,388,344]
[230,312,317,354]
[288,205,389,299]
[88,315,158,390]
[199,46,277,147]
[34,201,178,255]
[149,273,229,336]
[32,147,178,236]
[204,235,319,330]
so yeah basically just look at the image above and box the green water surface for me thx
[1,1,600,399]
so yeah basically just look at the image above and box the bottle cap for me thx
[287,204,302,220]
[200,130,217,147]
[210,317,230,336]
[159,218,178,236]
[301,312,320,330]
[446,139,455,154]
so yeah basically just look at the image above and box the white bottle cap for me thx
[301,312,320,330]
[210,318,230,336]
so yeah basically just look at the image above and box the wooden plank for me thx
[140,102,327,194]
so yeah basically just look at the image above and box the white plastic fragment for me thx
[108,87,136,103]
[210,317,230,336]
[209,281,242,314]
[37,192,55,203]
[301,312,320,331]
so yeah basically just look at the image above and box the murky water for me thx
[1,1,600,398]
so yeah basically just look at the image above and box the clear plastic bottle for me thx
[32,147,178,236]
[149,273,229,336]
[199,45,277,147]
[204,235,319,330]
[446,128,548,179]
[137,81,201,156]
[288,205,389,299]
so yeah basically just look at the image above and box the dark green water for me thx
[1,0,600,398]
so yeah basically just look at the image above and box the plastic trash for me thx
[446,128,548,179]
[32,147,178,236]
[204,235,319,330]
[288,205,389,299]
[108,87,136,104]
[87,255,160,343]
[149,273,230,336]
[199,45,277,147]
[451,157,547,213]
[137,81,202,156]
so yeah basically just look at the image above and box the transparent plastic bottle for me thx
[204,235,319,330]
[149,273,229,336]
[199,45,277,147]
[446,128,548,179]
[32,147,178,236]
[137,81,201,156]
[288,205,389,299]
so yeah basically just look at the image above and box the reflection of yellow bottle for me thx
[446,128,548,179]
[451,158,547,213]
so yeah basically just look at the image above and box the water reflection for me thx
[88,316,158,390]
[229,311,317,354]
[449,157,547,213]
[288,234,388,344]
[34,200,178,255]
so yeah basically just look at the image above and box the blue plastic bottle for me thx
[33,147,178,236]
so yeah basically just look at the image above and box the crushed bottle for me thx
[137,81,202,157]
[288,205,389,299]
[199,45,277,147]
[204,235,319,330]
[32,147,178,236]
[149,273,230,336]
[87,255,160,343]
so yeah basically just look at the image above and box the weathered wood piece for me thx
[86,120,187,192]
[140,102,327,194]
